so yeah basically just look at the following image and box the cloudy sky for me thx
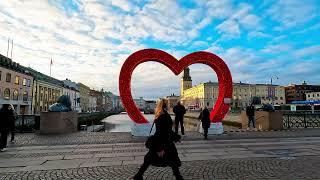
[0,0,319,99]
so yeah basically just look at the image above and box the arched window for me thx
[4,88,10,99]
[23,91,28,101]
[13,89,19,100]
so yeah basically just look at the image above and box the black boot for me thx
[133,174,143,180]
[175,174,184,180]
[172,167,184,180]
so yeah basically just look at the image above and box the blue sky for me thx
[0,0,319,99]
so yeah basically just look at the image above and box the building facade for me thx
[285,82,320,104]
[90,90,103,112]
[180,69,286,110]
[62,86,80,112]
[78,83,91,112]
[0,55,34,114]
[89,95,97,112]
[27,68,63,114]
[166,94,180,112]
[305,92,320,101]
[134,97,146,110]
[103,92,113,111]
[62,79,81,112]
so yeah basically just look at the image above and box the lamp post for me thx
[270,76,279,105]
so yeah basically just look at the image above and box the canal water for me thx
[102,112,200,132]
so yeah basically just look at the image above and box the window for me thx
[27,79,31,87]
[23,91,28,101]
[207,102,209,106]
[4,88,10,99]
[23,78,27,86]
[0,71,2,81]
[15,76,19,84]
[13,89,19,100]
[317,94,319,97]
[6,73,11,82]
[280,97,283,100]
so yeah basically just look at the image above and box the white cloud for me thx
[248,31,272,38]
[267,0,318,29]
[216,19,240,37]
[215,3,261,39]
[294,45,320,57]
[261,44,292,54]
[110,0,139,12]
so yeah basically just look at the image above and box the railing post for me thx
[287,115,290,129]
[304,113,307,128]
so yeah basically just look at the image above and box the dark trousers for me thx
[0,130,9,149]
[203,128,208,139]
[135,161,182,179]
[10,131,15,141]
[248,116,255,128]
[175,118,184,135]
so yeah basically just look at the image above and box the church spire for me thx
[182,67,192,81]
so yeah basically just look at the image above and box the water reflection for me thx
[102,112,200,132]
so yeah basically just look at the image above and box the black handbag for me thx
[145,122,155,149]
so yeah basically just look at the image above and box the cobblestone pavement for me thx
[1,135,320,179]
[1,157,319,180]
[9,129,320,146]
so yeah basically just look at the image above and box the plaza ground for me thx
[0,129,320,179]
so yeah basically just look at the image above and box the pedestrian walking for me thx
[198,106,210,139]
[0,104,14,152]
[246,104,256,130]
[173,101,186,135]
[133,99,183,180]
[9,105,17,143]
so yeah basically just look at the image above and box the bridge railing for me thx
[282,112,320,129]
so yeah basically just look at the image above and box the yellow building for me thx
[26,68,63,114]
[180,68,286,110]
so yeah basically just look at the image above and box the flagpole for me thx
[50,59,52,77]
[7,38,9,58]
[11,39,13,59]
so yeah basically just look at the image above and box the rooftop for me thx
[0,54,33,76]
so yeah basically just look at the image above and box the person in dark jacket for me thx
[246,104,256,130]
[9,105,17,143]
[0,104,14,152]
[134,99,183,180]
[198,106,210,139]
[173,101,186,135]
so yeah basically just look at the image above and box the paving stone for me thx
[80,161,122,168]
[73,147,113,152]
[94,152,132,158]
[100,156,134,162]
[63,154,94,160]
[0,160,45,168]
[122,160,143,165]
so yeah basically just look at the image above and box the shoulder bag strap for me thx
[149,121,155,135]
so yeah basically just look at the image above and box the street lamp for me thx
[270,75,279,105]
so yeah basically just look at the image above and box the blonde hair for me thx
[155,98,168,120]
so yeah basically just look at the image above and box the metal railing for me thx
[283,112,320,129]
[15,115,39,132]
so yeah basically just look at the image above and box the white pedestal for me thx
[131,123,156,136]
[199,122,224,135]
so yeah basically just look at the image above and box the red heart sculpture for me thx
[119,49,233,124]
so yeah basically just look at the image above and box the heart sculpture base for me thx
[199,122,224,135]
[131,123,156,137]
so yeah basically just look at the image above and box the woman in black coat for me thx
[199,106,210,140]
[134,99,183,180]
[0,104,14,152]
